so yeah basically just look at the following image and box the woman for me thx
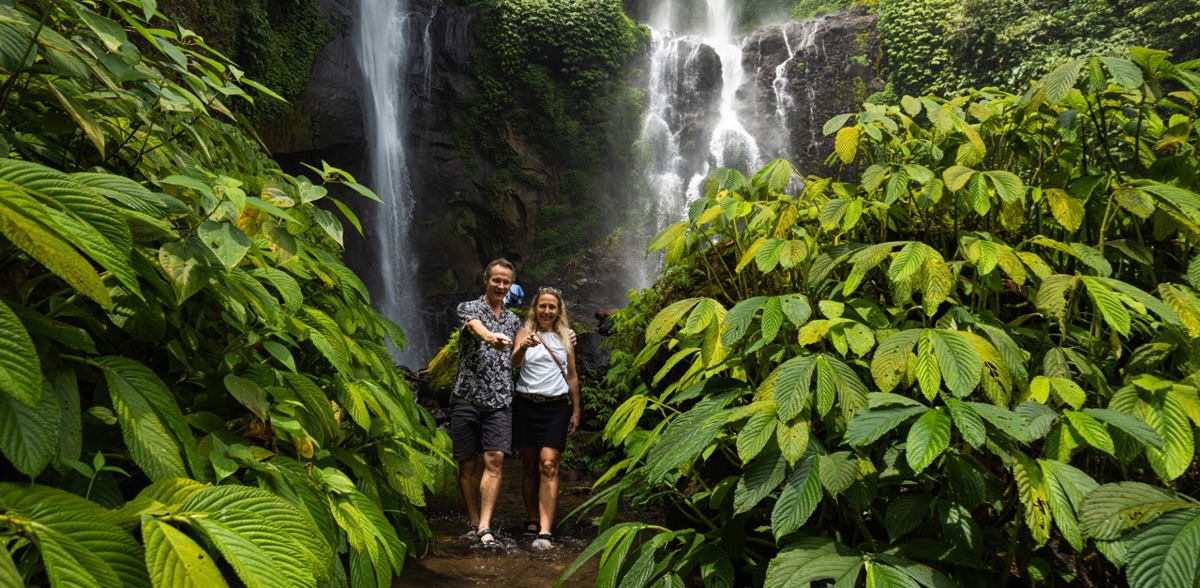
[511,286,580,551]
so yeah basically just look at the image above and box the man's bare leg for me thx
[458,456,480,536]
[477,450,505,543]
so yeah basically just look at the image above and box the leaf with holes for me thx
[871,329,920,392]
[142,517,229,588]
[1046,189,1084,231]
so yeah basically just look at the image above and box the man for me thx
[451,258,521,548]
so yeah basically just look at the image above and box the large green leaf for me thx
[0,187,113,308]
[1082,408,1163,450]
[763,355,817,421]
[721,296,768,347]
[906,407,951,473]
[737,402,777,463]
[645,394,734,483]
[192,511,316,588]
[1041,459,1099,550]
[1081,276,1131,336]
[97,357,200,481]
[0,483,149,587]
[0,160,140,294]
[871,329,920,392]
[817,452,859,495]
[1080,482,1198,541]
[142,517,229,588]
[197,220,251,269]
[181,485,333,582]
[158,241,212,304]
[1126,509,1200,588]
[765,538,862,588]
[885,494,929,541]
[646,298,701,344]
[931,329,982,397]
[0,300,41,407]
[771,454,821,539]
[889,242,927,282]
[0,378,60,477]
[734,450,787,514]
[846,405,927,447]
[945,398,986,448]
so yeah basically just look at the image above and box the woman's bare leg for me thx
[537,446,562,534]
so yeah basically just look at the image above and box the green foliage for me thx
[878,0,1200,97]
[567,48,1200,587]
[156,0,334,121]
[463,0,644,267]
[0,1,448,585]
[790,0,858,20]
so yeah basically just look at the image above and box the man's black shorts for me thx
[450,395,512,461]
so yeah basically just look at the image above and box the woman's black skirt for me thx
[512,394,570,449]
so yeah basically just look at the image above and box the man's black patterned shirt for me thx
[452,297,521,408]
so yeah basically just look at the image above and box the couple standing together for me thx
[451,258,581,550]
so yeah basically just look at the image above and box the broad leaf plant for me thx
[0,1,451,586]
[568,49,1200,587]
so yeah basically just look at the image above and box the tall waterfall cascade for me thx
[355,0,431,364]
[628,0,829,287]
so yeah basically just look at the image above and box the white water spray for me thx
[356,0,429,364]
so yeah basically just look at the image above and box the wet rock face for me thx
[671,41,724,167]
[279,1,881,361]
[739,11,882,175]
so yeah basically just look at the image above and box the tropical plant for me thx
[565,47,1200,587]
[0,0,450,585]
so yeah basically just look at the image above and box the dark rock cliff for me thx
[271,0,880,357]
[738,10,881,175]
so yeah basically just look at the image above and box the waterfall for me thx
[629,0,795,287]
[355,0,430,364]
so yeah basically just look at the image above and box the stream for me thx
[394,458,603,586]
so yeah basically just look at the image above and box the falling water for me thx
[628,0,783,287]
[356,0,429,364]
[701,0,762,177]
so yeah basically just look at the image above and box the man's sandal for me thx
[464,522,478,541]
[531,532,553,551]
[522,519,538,537]
[476,528,499,549]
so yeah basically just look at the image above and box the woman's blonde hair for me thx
[523,288,572,354]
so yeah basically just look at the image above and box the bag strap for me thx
[536,332,569,381]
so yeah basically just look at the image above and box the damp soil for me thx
[393,458,609,587]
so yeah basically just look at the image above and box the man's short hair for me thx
[483,258,516,281]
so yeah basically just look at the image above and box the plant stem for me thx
[0,7,47,116]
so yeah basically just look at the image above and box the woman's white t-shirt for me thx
[516,332,569,397]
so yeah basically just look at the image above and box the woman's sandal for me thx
[476,528,499,549]
[531,532,553,551]
[522,519,539,537]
